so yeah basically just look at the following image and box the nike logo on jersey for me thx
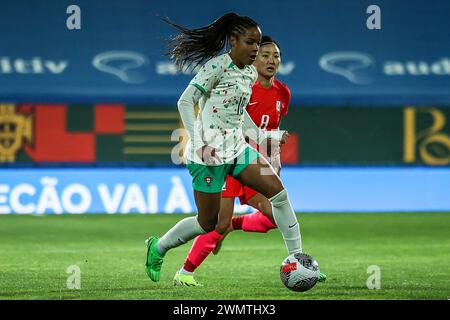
[288,222,298,228]
[248,102,258,106]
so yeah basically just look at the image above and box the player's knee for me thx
[215,221,231,234]
[266,183,284,199]
[269,188,289,207]
[259,200,273,216]
[198,217,217,233]
[201,223,216,233]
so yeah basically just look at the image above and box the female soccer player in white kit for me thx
[145,13,308,284]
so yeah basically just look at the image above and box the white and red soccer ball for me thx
[280,252,320,292]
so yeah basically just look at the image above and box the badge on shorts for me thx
[204,176,213,186]
[276,101,281,112]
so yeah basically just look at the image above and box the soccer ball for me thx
[280,252,320,292]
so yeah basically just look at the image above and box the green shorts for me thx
[187,146,261,193]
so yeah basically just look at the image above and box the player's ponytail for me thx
[162,12,259,71]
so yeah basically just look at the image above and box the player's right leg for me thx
[145,191,220,282]
[175,197,235,286]
[145,162,225,282]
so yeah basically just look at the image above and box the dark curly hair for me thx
[162,12,259,71]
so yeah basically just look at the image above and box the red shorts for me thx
[222,175,258,205]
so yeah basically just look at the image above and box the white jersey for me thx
[185,53,258,164]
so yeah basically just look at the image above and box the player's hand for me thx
[280,131,290,145]
[197,145,220,165]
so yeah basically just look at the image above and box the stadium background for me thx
[0,0,449,300]
[2,0,449,213]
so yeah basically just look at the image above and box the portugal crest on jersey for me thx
[204,176,213,186]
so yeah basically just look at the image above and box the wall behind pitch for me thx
[2,104,450,166]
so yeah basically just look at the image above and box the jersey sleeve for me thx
[250,65,258,86]
[280,82,291,117]
[189,56,224,95]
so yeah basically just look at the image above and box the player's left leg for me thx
[235,156,327,282]
[174,197,235,286]
[231,149,302,255]
[242,194,327,281]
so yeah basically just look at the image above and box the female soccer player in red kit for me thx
[173,35,327,286]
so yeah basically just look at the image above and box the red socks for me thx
[183,212,276,272]
[183,230,223,272]
[232,211,276,233]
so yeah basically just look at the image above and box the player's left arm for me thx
[273,84,292,175]
[278,83,292,145]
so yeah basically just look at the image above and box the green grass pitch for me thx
[0,213,449,300]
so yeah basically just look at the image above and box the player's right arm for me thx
[177,58,224,164]
[178,85,220,164]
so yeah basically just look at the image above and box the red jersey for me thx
[246,78,291,130]
[222,78,291,204]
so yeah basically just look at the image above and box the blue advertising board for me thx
[0,0,450,105]
[1,167,449,213]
